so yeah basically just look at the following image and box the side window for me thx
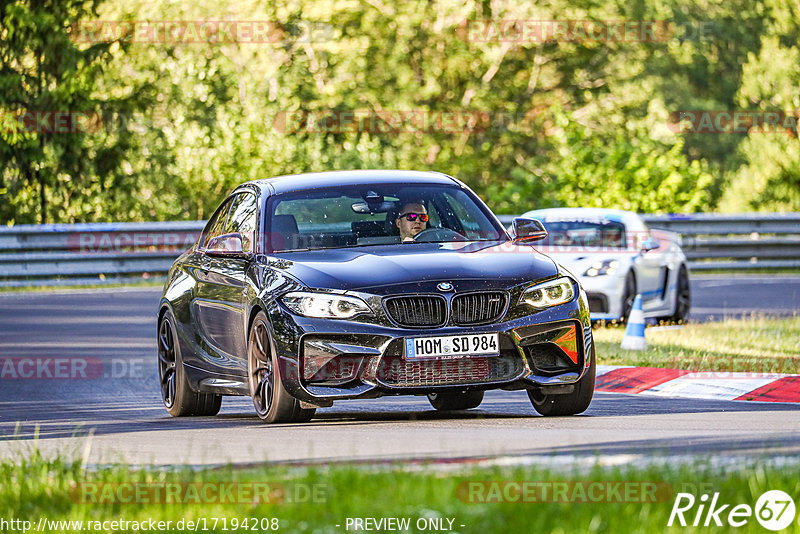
[225,193,258,253]
[201,197,234,249]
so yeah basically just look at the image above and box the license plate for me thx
[405,333,499,359]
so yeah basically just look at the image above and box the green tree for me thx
[4,0,798,223]
[487,107,714,214]
[0,0,147,224]
[720,35,800,211]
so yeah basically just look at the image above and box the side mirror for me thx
[206,233,247,257]
[641,237,660,252]
[512,217,548,243]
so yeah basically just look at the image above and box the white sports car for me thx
[519,208,691,323]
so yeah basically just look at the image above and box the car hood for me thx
[267,241,558,293]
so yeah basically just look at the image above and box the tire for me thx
[248,311,315,423]
[620,271,637,322]
[427,390,484,411]
[661,265,690,324]
[528,346,595,416]
[158,309,222,417]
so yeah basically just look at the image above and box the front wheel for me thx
[528,346,595,416]
[157,309,221,417]
[248,311,315,423]
[620,271,637,322]
[427,390,484,411]
[661,265,690,324]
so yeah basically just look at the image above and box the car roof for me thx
[523,207,638,220]
[245,170,459,195]
[521,207,647,230]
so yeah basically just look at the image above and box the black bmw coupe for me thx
[157,170,595,423]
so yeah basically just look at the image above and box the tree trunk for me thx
[38,136,46,224]
[38,170,46,224]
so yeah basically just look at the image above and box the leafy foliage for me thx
[0,0,151,224]
[720,35,800,211]
[487,108,714,214]
[2,0,799,224]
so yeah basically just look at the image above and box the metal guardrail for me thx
[500,213,800,271]
[0,222,204,287]
[1,214,798,287]
[640,213,800,270]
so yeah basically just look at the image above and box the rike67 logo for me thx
[669,490,796,530]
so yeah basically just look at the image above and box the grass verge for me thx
[594,315,800,373]
[691,269,800,275]
[0,279,164,294]
[1,453,799,533]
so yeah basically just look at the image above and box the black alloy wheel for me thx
[248,311,315,423]
[158,309,221,416]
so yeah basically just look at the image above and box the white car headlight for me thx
[520,277,576,309]
[584,259,619,277]
[281,292,372,319]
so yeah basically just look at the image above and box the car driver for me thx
[395,201,429,242]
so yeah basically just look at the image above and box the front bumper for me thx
[266,295,594,403]
[575,272,627,321]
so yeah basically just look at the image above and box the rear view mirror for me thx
[512,218,548,243]
[205,233,247,257]
[351,200,396,214]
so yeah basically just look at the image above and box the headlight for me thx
[520,277,575,309]
[584,260,619,277]
[281,291,372,319]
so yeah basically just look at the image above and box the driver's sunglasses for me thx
[398,212,429,222]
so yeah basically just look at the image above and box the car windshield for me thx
[267,184,505,252]
[536,218,628,249]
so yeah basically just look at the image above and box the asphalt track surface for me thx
[0,274,798,466]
